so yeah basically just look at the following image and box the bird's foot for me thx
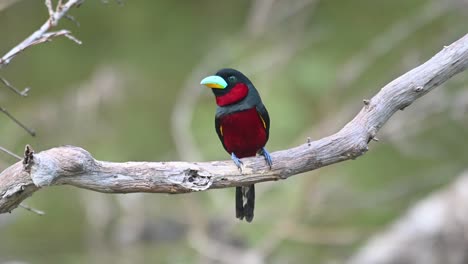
[231,152,244,172]
[259,147,272,169]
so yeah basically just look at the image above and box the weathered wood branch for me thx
[1,34,467,214]
[0,0,82,67]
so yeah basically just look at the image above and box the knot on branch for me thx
[367,128,379,143]
[169,169,213,192]
[343,141,369,160]
[23,144,34,172]
[30,146,96,187]
[3,184,26,199]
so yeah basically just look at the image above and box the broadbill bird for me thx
[201,68,272,222]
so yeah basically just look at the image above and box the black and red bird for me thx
[201,68,272,222]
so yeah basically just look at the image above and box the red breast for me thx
[219,108,267,158]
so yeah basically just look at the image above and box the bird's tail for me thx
[235,185,255,222]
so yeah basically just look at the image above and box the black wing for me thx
[215,115,228,152]
[256,103,270,141]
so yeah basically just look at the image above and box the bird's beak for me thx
[200,75,227,89]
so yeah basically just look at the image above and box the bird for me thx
[200,68,272,222]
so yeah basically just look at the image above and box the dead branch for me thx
[0,33,467,214]
[0,106,36,136]
[0,0,83,148]
[0,146,21,160]
[0,0,82,67]
[19,203,45,215]
[0,76,30,96]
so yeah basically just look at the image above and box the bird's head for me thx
[200,68,255,106]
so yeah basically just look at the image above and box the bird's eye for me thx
[228,76,237,83]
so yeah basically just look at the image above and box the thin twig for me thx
[0,0,82,67]
[0,146,21,160]
[19,203,45,216]
[65,14,80,27]
[0,106,36,136]
[33,29,81,46]
[0,76,30,96]
[45,0,56,25]
[56,0,63,11]
[64,32,82,44]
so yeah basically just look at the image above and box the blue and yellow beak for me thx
[200,75,227,89]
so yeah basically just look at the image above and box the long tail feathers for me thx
[233,148,271,223]
[243,185,255,222]
[235,187,244,220]
[235,185,255,223]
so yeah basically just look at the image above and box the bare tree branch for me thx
[19,203,45,216]
[0,76,30,96]
[0,146,21,160]
[45,0,55,24]
[0,0,83,145]
[0,106,36,136]
[0,33,467,214]
[0,0,82,67]
[0,1,84,163]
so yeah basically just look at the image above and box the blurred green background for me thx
[0,0,467,263]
